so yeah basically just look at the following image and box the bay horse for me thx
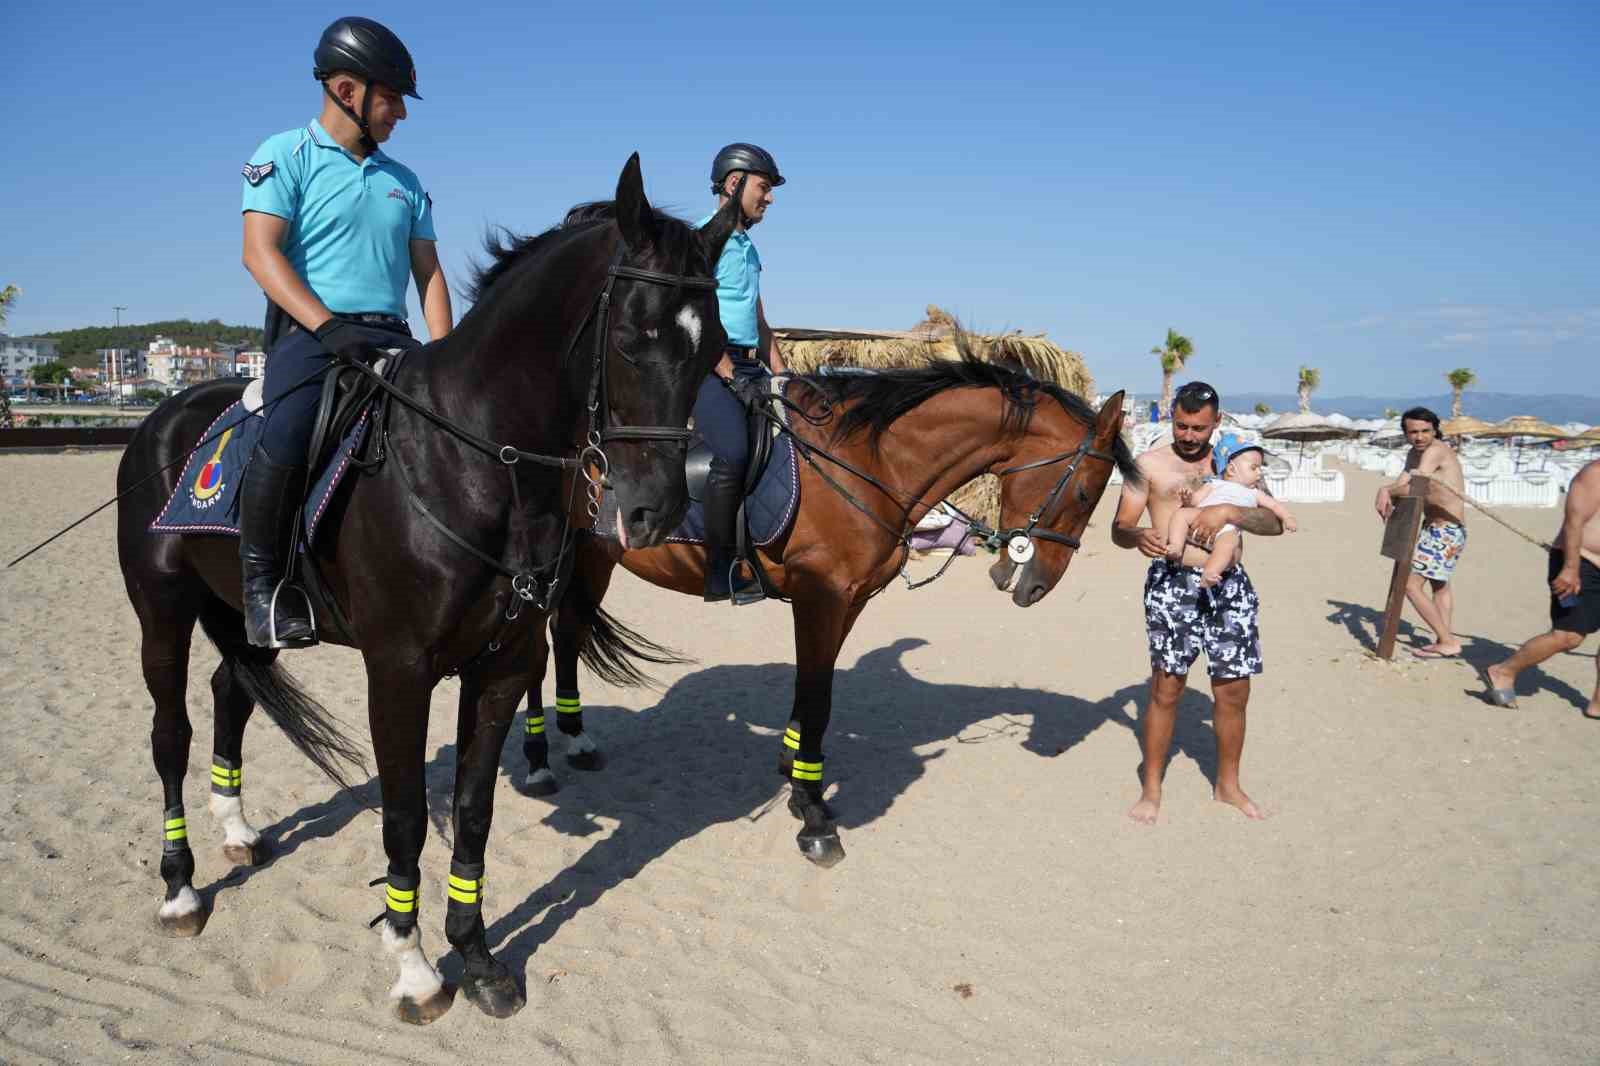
[526,350,1135,865]
[115,155,738,1023]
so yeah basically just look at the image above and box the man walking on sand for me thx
[1482,460,1600,717]
[1111,382,1286,824]
[1375,407,1468,658]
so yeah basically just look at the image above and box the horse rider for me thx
[238,16,452,647]
[695,143,788,604]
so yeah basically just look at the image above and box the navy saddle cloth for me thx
[149,392,371,542]
[591,379,800,548]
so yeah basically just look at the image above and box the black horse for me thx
[115,155,737,1024]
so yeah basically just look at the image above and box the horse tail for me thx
[567,577,688,690]
[197,607,367,790]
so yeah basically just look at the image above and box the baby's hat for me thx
[1211,431,1266,476]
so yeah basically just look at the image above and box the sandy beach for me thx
[1,450,1596,1065]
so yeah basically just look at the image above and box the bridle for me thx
[342,236,718,634]
[990,437,1121,563]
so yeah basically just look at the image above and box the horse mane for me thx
[465,202,702,305]
[798,335,1140,483]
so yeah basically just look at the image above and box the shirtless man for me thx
[1483,460,1600,717]
[1375,408,1468,658]
[1112,382,1285,824]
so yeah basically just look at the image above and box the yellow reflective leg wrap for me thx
[446,861,485,921]
[791,757,824,783]
[385,871,420,931]
[210,756,242,797]
[782,727,801,751]
[555,692,581,716]
[524,712,546,737]
[162,806,188,854]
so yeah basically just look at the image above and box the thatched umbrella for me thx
[1261,411,1359,463]
[1476,415,1566,440]
[774,306,1094,525]
[1558,426,1600,449]
[1441,415,1494,437]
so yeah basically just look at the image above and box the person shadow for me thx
[463,637,1217,984]
[1324,598,1591,713]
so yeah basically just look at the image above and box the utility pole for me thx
[112,306,128,409]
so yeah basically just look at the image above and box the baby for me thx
[1167,432,1298,586]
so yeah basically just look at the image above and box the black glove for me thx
[314,318,394,364]
[724,373,765,409]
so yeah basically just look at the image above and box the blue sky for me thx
[5,1,1595,398]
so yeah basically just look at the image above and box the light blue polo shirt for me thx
[241,119,435,318]
[697,215,761,348]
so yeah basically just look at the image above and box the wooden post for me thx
[1376,475,1430,659]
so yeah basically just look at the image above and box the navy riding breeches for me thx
[258,318,413,466]
[692,354,768,470]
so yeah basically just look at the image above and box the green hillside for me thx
[37,319,264,367]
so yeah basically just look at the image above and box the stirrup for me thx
[265,579,318,649]
[726,558,766,607]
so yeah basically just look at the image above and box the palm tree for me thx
[1253,401,1271,416]
[1446,367,1475,418]
[0,285,18,328]
[1296,365,1320,414]
[1150,328,1194,419]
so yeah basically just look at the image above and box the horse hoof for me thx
[522,770,560,797]
[462,971,526,1019]
[222,839,271,867]
[565,750,604,772]
[797,829,845,868]
[395,984,455,1025]
[156,906,208,938]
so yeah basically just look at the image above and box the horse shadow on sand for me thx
[460,636,1222,983]
[1325,598,1592,713]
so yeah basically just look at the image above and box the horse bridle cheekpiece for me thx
[571,242,718,518]
[991,438,1119,563]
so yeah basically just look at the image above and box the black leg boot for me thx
[238,445,315,648]
[702,456,764,605]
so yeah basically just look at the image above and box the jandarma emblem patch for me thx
[190,427,235,507]
[241,161,275,186]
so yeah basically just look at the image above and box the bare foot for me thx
[1584,702,1600,721]
[1485,662,1515,691]
[1214,783,1267,820]
[1416,642,1463,657]
[1127,792,1162,825]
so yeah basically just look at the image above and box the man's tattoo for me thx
[1234,508,1283,535]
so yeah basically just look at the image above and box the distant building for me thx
[147,336,234,389]
[0,334,61,389]
[215,342,266,379]
[99,347,147,389]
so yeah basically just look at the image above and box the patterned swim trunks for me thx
[1144,559,1264,680]
[1412,521,1466,582]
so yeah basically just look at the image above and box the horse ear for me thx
[699,182,743,263]
[615,152,655,250]
[1095,390,1126,440]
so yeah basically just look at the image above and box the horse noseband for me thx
[992,439,1119,556]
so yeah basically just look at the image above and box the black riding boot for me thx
[702,455,764,605]
[238,445,315,647]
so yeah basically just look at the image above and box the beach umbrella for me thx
[1560,426,1600,449]
[1260,411,1360,442]
[1476,415,1566,440]
[1441,415,1495,437]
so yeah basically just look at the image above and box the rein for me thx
[369,240,715,628]
[749,383,1118,590]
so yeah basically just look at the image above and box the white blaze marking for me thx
[209,793,260,848]
[382,923,444,1003]
[676,306,702,349]
[616,505,629,550]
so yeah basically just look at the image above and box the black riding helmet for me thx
[313,17,420,151]
[709,143,785,193]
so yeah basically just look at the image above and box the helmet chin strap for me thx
[728,172,751,229]
[321,77,378,154]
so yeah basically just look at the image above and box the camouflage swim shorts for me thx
[1144,558,1264,680]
